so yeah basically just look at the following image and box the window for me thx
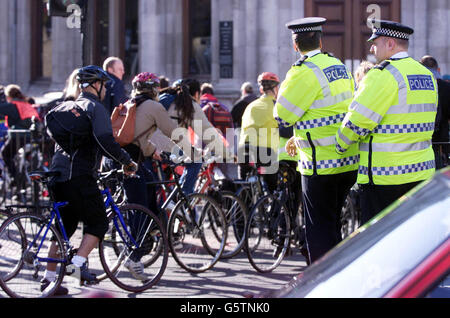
[124,0,139,79]
[31,0,53,81]
[184,0,212,77]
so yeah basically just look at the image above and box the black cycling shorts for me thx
[49,175,109,240]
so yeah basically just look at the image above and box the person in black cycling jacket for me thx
[44,66,137,295]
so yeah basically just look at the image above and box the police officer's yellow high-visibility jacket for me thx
[275,52,358,176]
[240,94,279,151]
[335,56,438,185]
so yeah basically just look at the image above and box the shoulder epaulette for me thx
[375,60,391,70]
[323,52,335,58]
[293,55,308,67]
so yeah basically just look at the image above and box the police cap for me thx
[286,17,327,34]
[368,19,414,42]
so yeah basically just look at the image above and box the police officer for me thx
[335,20,438,225]
[275,17,358,264]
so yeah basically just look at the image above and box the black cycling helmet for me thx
[77,65,112,85]
[76,65,112,99]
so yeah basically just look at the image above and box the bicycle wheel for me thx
[0,213,66,298]
[236,185,253,211]
[245,195,291,273]
[168,193,227,273]
[214,191,248,259]
[99,204,168,293]
[0,170,11,207]
[340,194,360,239]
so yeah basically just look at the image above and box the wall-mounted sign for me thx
[219,21,233,79]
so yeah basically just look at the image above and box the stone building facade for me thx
[0,0,449,106]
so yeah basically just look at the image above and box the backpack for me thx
[111,103,137,147]
[45,100,92,155]
[203,102,234,137]
[111,100,156,148]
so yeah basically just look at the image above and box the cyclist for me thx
[239,72,281,193]
[160,79,233,195]
[44,66,137,295]
[108,72,194,280]
[0,85,40,182]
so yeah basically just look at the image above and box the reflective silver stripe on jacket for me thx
[277,95,306,119]
[304,61,332,97]
[359,160,435,176]
[385,64,408,106]
[349,101,384,124]
[360,140,432,152]
[310,91,353,110]
[295,135,337,149]
[387,103,437,115]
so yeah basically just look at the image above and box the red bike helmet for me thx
[258,72,280,84]
[258,72,280,92]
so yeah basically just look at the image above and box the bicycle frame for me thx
[146,160,198,226]
[196,163,216,194]
[26,186,143,267]
[102,188,139,249]
[27,201,70,265]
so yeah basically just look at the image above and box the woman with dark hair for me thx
[159,79,232,195]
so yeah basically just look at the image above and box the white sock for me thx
[44,270,57,282]
[71,255,87,268]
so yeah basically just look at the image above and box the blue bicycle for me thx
[0,170,168,298]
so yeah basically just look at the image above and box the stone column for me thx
[50,17,83,90]
[0,0,12,85]
[15,0,32,89]
[109,0,122,57]
[139,0,183,81]
[428,0,449,75]
[244,0,258,88]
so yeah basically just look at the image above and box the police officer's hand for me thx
[123,161,138,176]
[286,136,297,158]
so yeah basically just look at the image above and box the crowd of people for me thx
[0,16,449,296]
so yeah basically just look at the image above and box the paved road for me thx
[57,248,307,299]
[0,222,307,299]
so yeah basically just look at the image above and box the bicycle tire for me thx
[214,191,248,259]
[167,193,227,273]
[340,194,360,239]
[236,185,254,210]
[0,172,11,207]
[245,195,291,273]
[0,213,66,298]
[98,204,169,293]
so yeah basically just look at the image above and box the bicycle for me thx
[194,160,248,259]
[147,152,228,273]
[0,169,169,297]
[244,161,304,273]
